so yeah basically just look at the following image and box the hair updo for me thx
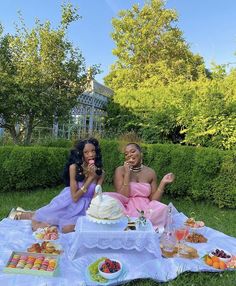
[126,142,142,152]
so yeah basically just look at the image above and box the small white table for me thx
[68,216,161,260]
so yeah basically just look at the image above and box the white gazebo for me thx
[53,79,114,139]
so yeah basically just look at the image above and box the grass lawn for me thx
[0,184,235,286]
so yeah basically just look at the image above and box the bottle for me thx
[159,205,176,258]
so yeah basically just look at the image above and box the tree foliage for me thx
[178,77,236,149]
[104,0,205,90]
[0,3,89,145]
[106,73,236,150]
[104,0,235,150]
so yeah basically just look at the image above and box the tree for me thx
[0,3,93,144]
[178,78,236,150]
[104,0,205,90]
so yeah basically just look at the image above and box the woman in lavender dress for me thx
[13,138,104,233]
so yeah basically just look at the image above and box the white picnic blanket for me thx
[0,209,235,286]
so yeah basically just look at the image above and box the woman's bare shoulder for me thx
[69,163,77,171]
[115,165,124,173]
[143,165,156,175]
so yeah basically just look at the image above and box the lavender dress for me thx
[33,181,96,230]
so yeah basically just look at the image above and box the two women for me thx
[10,140,174,232]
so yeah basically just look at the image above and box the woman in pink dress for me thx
[108,143,174,229]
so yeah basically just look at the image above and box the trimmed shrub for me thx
[0,146,68,192]
[100,139,123,185]
[168,145,196,197]
[0,142,235,208]
[212,153,236,208]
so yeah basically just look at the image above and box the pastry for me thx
[186,232,208,243]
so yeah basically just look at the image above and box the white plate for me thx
[209,248,232,263]
[189,226,206,236]
[27,242,63,254]
[33,228,60,241]
[86,214,125,225]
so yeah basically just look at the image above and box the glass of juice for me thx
[174,226,189,256]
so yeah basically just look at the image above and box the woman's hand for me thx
[87,162,97,179]
[123,161,131,173]
[162,173,175,185]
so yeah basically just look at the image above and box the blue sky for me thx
[0,0,236,83]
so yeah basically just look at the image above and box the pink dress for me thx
[107,182,168,228]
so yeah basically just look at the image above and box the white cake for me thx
[86,195,123,220]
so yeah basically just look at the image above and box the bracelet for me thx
[123,183,129,186]
[80,186,87,193]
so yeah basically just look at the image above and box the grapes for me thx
[211,249,231,259]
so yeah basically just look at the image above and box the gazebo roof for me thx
[85,79,114,98]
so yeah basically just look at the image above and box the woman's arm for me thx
[113,165,131,197]
[97,170,105,186]
[69,164,96,202]
[150,172,175,201]
[93,171,105,198]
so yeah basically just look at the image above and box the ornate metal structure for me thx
[54,79,113,139]
[0,80,113,141]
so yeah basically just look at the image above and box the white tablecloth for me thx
[68,216,161,259]
[0,208,235,285]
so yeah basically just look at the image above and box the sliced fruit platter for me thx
[203,248,235,270]
[87,257,124,284]
[87,257,109,284]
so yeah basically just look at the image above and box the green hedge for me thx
[146,144,235,208]
[0,146,69,192]
[0,142,235,208]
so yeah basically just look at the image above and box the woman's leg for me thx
[8,209,35,220]
[18,212,34,220]
[62,224,75,233]
[32,219,50,231]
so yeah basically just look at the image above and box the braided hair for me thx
[63,138,103,186]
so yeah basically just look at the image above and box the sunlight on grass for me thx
[1,184,235,285]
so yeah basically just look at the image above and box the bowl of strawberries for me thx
[98,258,122,280]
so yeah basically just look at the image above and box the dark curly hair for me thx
[63,138,103,186]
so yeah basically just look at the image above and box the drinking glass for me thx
[174,226,189,256]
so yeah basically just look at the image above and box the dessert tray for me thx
[33,227,60,241]
[3,251,60,277]
[86,214,125,225]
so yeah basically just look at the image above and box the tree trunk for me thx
[24,115,34,145]
[9,125,20,144]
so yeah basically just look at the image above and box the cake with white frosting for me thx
[86,195,123,220]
